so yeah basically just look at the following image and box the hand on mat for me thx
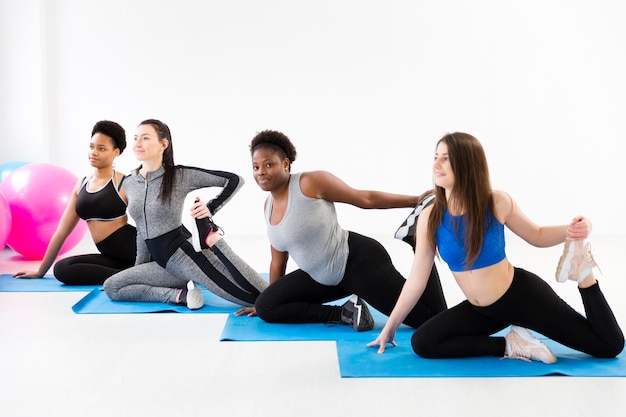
[367,329,398,354]
[235,306,257,317]
[13,270,44,279]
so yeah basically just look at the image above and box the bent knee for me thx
[52,263,69,284]
[598,338,625,358]
[102,278,120,300]
[411,330,438,358]
[254,292,278,323]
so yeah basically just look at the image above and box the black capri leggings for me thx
[53,224,137,286]
[255,232,448,327]
[411,267,624,359]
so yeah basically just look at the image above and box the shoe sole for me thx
[354,304,362,330]
[394,193,435,240]
[354,298,374,332]
[555,240,572,283]
[186,281,205,310]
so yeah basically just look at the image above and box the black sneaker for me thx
[196,216,224,249]
[340,295,374,332]
[394,192,435,251]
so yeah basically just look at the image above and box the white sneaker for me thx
[555,239,599,284]
[504,326,557,364]
[185,281,205,310]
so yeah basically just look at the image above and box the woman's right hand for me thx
[366,326,398,354]
[13,270,44,279]
[234,306,257,317]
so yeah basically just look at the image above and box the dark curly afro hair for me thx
[91,120,127,153]
[249,130,297,164]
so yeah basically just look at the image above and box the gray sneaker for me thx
[185,281,205,310]
[340,295,375,332]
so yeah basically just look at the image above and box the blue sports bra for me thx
[75,175,128,222]
[436,210,505,272]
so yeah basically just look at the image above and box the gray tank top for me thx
[265,172,349,285]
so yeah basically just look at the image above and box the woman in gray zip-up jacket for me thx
[103,119,268,308]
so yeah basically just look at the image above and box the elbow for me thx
[356,192,380,209]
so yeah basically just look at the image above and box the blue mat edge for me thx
[0,274,99,292]
[71,288,240,314]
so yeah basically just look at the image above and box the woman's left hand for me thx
[366,327,398,354]
[191,196,211,219]
[567,216,592,240]
[417,189,434,204]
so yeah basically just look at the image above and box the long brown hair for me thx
[138,119,180,204]
[427,132,494,269]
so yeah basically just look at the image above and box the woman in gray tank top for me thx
[235,130,447,332]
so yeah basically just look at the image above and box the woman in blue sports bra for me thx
[14,120,137,285]
[369,132,623,363]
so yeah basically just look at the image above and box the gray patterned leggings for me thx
[103,238,268,307]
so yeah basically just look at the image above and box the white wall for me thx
[0,0,48,162]
[1,0,625,238]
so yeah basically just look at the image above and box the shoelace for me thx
[505,344,532,362]
[208,218,225,236]
[583,242,602,275]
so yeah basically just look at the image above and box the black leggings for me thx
[411,267,624,358]
[53,224,137,285]
[255,232,447,327]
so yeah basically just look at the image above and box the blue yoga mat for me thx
[220,307,404,341]
[72,288,240,314]
[0,274,99,292]
[336,331,626,378]
[220,310,511,343]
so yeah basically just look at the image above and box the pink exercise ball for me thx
[0,191,11,248]
[0,162,87,260]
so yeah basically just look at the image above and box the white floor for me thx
[1,233,625,417]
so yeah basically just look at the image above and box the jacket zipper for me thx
[143,175,149,236]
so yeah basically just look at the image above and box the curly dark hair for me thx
[91,120,127,153]
[249,130,297,165]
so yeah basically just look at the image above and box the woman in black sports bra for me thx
[14,120,137,285]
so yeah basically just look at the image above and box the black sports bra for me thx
[75,175,128,222]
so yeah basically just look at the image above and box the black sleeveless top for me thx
[75,175,128,221]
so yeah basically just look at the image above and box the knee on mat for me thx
[254,292,277,323]
[599,337,625,359]
[102,278,120,300]
[52,262,71,284]
[410,330,438,358]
